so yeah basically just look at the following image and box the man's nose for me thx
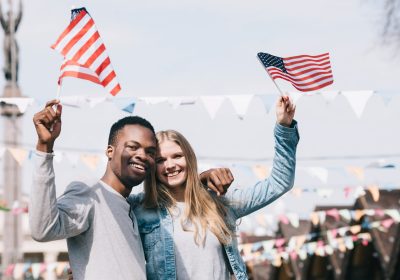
[135,148,147,161]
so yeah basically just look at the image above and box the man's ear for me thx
[106,145,114,161]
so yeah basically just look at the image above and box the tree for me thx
[381,0,400,46]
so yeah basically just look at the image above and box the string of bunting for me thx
[2,262,69,279]
[240,197,400,233]
[245,207,400,230]
[0,144,397,184]
[239,216,398,266]
[0,199,28,215]
[0,90,397,119]
[241,232,372,267]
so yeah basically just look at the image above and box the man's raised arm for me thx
[30,100,92,241]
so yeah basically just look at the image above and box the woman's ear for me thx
[106,145,114,161]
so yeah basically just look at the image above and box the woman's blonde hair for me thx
[143,130,232,246]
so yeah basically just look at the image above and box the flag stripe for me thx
[284,55,330,67]
[59,60,101,84]
[71,31,100,62]
[270,73,333,91]
[51,10,88,50]
[101,70,116,87]
[84,44,106,68]
[284,53,329,61]
[60,18,95,57]
[268,68,333,87]
[78,37,103,66]
[95,57,111,76]
[285,60,331,72]
[286,64,332,77]
[60,71,101,84]
[105,77,120,93]
[98,63,113,82]
[109,84,121,96]
[269,67,333,83]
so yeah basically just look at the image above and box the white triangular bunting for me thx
[341,90,374,118]
[200,96,225,119]
[256,94,276,113]
[226,95,254,118]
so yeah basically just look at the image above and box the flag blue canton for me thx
[258,53,287,73]
[71,7,88,21]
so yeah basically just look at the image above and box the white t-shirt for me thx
[172,202,230,280]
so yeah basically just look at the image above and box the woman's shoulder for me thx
[127,192,145,205]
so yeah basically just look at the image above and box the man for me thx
[30,99,232,280]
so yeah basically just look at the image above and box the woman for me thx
[131,96,299,280]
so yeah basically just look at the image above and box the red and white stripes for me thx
[52,9,121,96]
[268,53,333,92]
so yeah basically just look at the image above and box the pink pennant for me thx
[381,219,394,229]
[279,214,289,225]
[40,263,47,273]
[326,208,340,221]
[290,251,298,260]
[275,238,286,248]
[5,264,15,276]
[375,209,385,217]
[344,186,352,198]
[361,239,369,246]
[330,229,338,238]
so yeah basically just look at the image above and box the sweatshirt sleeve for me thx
[29,151,93,242]
[225,121,299,219]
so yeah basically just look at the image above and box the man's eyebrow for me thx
[125,141,139,145]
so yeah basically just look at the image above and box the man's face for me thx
[108,124,157,188]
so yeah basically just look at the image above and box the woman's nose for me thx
[165,158,175,169]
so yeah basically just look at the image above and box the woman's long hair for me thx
[143,130,232,246]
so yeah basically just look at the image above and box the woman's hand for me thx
[276,95,296,127]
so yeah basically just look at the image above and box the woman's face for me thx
[155,140,188,190]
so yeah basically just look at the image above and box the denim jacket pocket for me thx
[139,222,161,251]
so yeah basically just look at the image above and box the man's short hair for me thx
[108,116,155,145]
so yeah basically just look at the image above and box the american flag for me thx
[52,8,121,96]
[257,52,333,92]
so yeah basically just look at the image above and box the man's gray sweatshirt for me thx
[29,151,146,280]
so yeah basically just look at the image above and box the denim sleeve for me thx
[225,121,299,219]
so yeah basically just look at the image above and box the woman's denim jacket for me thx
[128,121,299,280]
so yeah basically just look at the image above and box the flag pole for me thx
[267,72,284,97]
[56,83,62,100]
[257,55,284,97]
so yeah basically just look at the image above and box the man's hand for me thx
[276,95,295,127]
[33,99,62,153]
[200,168,234,196]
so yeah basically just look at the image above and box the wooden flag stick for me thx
[56,83,62,100]
[267,72,284,97]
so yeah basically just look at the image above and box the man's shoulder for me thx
[63,181,99,199]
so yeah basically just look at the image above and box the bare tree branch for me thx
[381,0,400,46]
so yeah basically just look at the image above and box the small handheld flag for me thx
[52,7,121,96]
[257,52,333,92]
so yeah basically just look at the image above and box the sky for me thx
[13,0,400,98]
[1,0,400,232]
